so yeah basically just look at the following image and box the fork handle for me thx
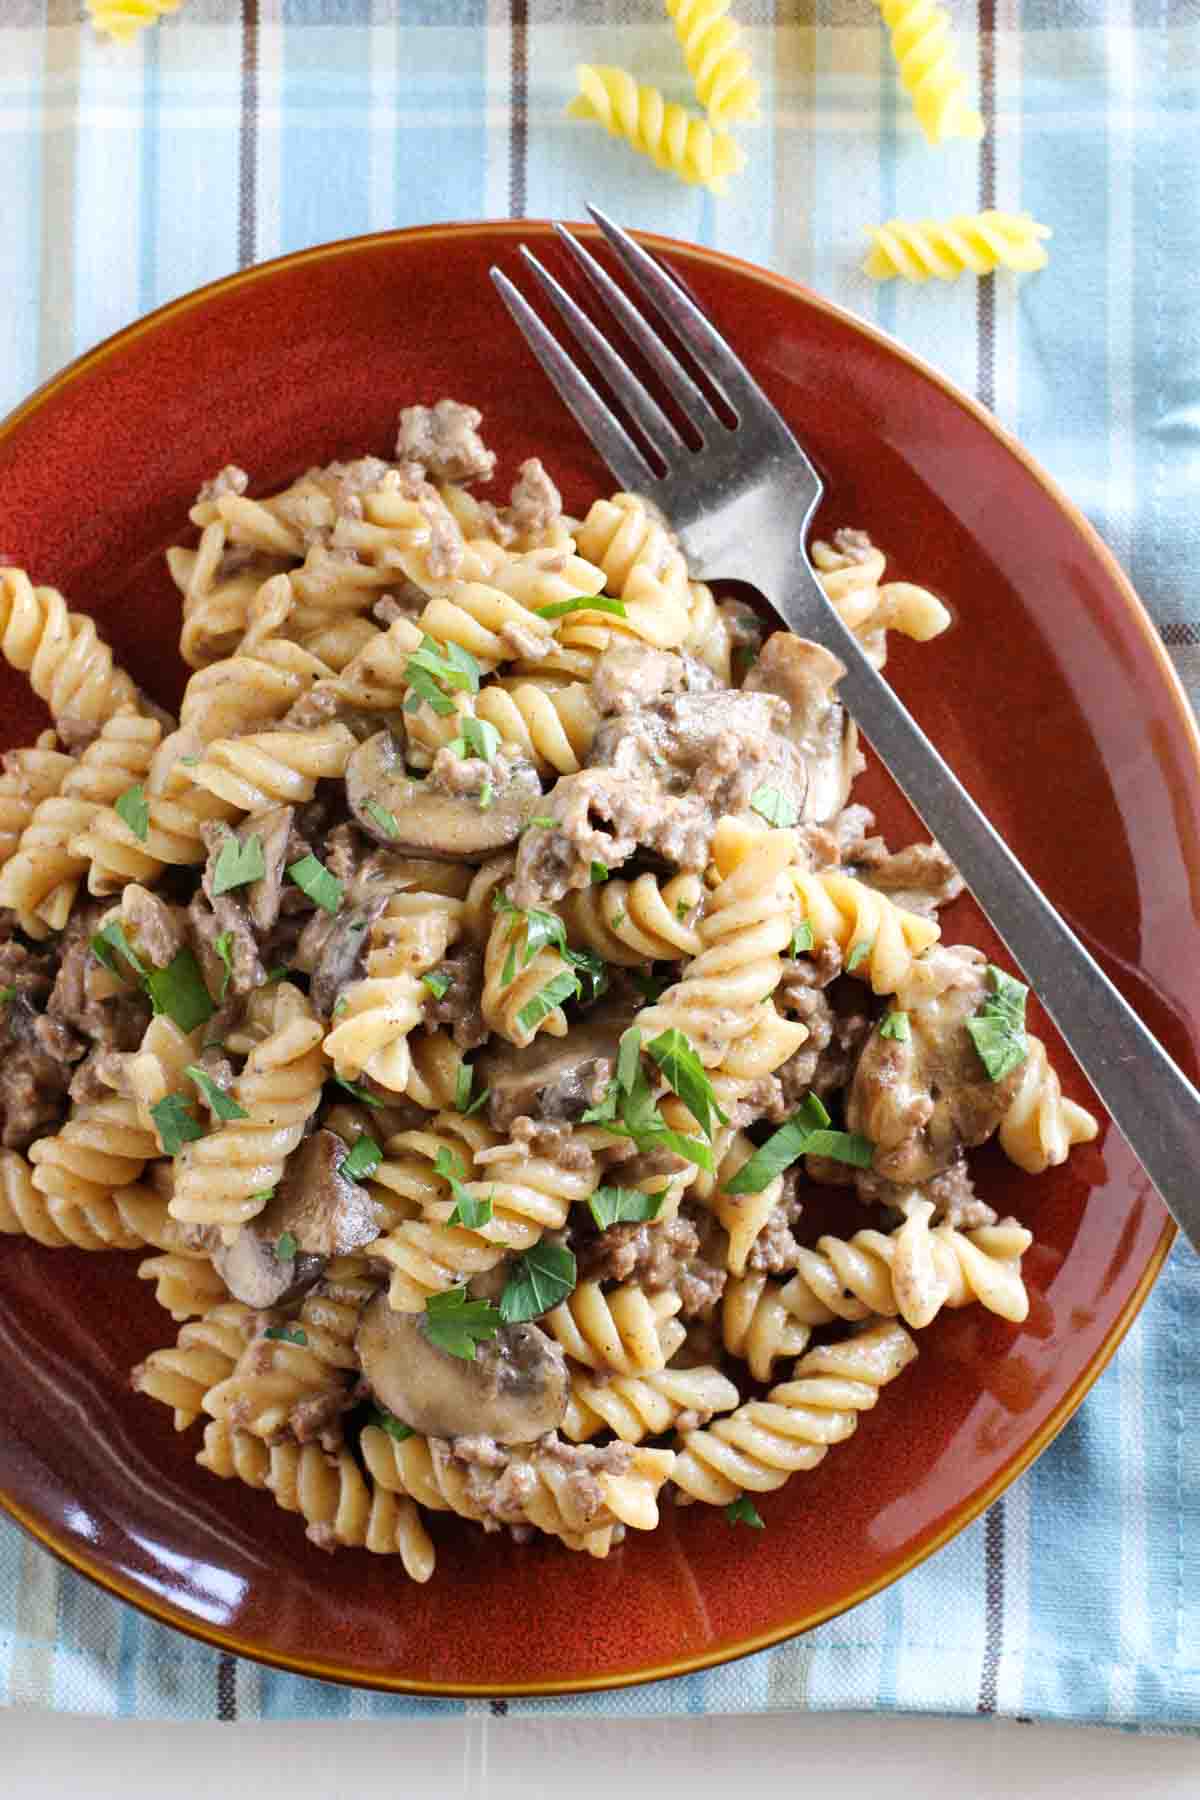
[776,561,1200,1256]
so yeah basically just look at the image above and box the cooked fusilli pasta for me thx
[665,0,760,127]
[86,0,180,44]
[0,568,139,731]
[871,0,984,145]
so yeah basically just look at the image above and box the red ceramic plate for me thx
[0,223,1192,1697]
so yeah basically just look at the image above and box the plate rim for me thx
[0,218,1184,1698]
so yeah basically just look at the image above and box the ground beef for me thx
[420,944,485,1049]
[511,768,713,909]
[770,974,870,1117]
[498,614,555,661]
[589,645,718,718]
[577,1213,700,1288]
[504,458,562,542]
[122,883,186,969]
[855,1158,997,1230]
[744,1172,805,1274]
[0,940,83,1148]
[188,892,264,998]
[47,909,151,1056]
[395,400,496,485]
[495,1115,595,1175]
[434,1433,634,1533]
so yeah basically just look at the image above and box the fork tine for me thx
[489,267,655,493]
[552,224,721,439]
[517,248,685,467]
[587,205,763,416]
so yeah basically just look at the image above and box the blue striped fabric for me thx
[1,0,1199,1729]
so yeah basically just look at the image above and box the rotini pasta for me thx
[998,1035,1099,1174]
[567,67,746,197]
[0,568,139,730]
[871,0,984,145]
[792,868,940,995]
[864,212,1052,284]
[86,0,180,44]
[665,0,760,127]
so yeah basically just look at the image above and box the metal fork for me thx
[492,205,1200,1257]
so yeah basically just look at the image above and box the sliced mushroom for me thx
[213,1129,381,1308]
[346,729,542,859]
[744,633,860,823]
[301,893,389,1018]
[356,1291,568,1443]
[481,992,640,1129]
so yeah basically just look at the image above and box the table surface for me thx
[5,1712,1200,1796]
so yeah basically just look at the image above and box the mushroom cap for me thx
[346,729,542,860]
[356,1293,569,1444]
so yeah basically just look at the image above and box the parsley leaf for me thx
[617,1027,643,1095]
[564,944,608,1006]
[644,1027,727,1140]
[721,1094,873,1194]
[478,780,494,811]
[499,1243,577,1323]
[275,1231,297,1262]
[967,964,1029,1082]
[146,949,214,1032]
[447,716,501,763]
[90,919,146,980]
[583,1029,715,1174]
[212,833,266,896]
[264,1325,308,1347]
[749,786,798,829]
[879,1010,910,1042]
[341,1133,382,1181]
[150,1093,205,1156]
[288,854,342,915]
[590,861,609,884]
[454,1061,490,1117]
[185,1064,248,1122]
[364,799,400,839]
[846,937,874,972]
[422,969,451,1000]
[213,931,235,1000]
[368,1405,414,1443]
[403,635,481,716]
[725,1495,765,1530]
[515,969,580,1035]
[0,987,13,1007]
[331,1076,383,1108]
[448,1190,493,1230]
[423,1286,502,1360]
[114,782,149,841]
[536,594,627,622]
[790,922,814,956]
[588,1186,665,1230]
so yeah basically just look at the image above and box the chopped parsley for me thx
[114,782,149,841]
[149,1093,205,1156]
[583,1027,714,1174]
[0,987,13,1007]
[515,969,580,1036]
[423,1286,502,1360]
[721,1094,873,1195]
[590,861,609,884]
[478,780,494,811]
[499,1243,577,1323]
[749,785,798,829]
[402,635,481,717]
[535,594,627,622]
[447,716,501,763]
[364,799,399,839]
[676,898,692,922]
[725,1495,765,1530]
[644,1028,727,1141]
[341,1133,382,1182]
[288,853,342,915]
[967,964,1030,1082]
[846,937,874,972]
[331,1075,384,1108]
[145,949,215,1033]
[454,1061,489,1117]
[879,1010,911,1042]
[185,1064,248,1122]
[448,1190,494,1230]
[588,1186,665,1231]
[422,969,451,1000]
[212,832,266,896]
[90,919,146,980]
[790,922,814,956]
[264,1325,308,1347]
[275,1231,298,1262]
[368,1405,414,1442]
[526,815,555,830]
[213,931,235,1000]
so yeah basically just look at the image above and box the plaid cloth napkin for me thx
[2,0,1199,1730]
